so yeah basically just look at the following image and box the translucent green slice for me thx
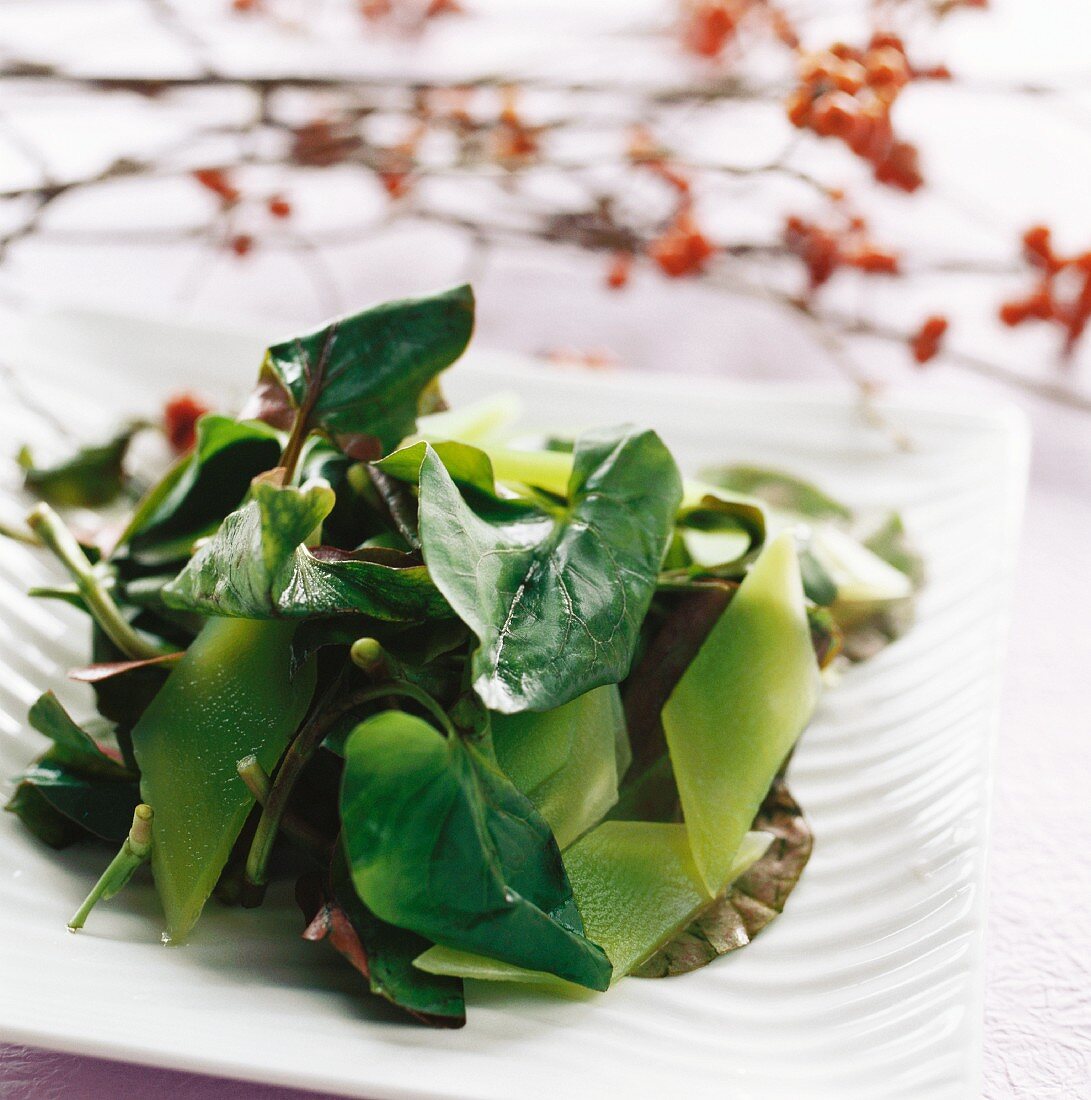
[491,685,627,849]
[663,533,819,893]
[414,825,771,985]
[132,617,315,941]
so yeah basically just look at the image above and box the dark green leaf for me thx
[163,474,452,622]
[259,285,474,455]
[19,427,138,508]
[417,427,683,713]
[4,782,85,849]
[632,778,812,977]
[301,851,466,1028]
[119,415,282,565]
[7,754,139,844]
[799,547,838,606]
[340,711,612,990]
[702,464,852,521]
[10,693,140,842]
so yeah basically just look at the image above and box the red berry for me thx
[163,393,211,454]
[811,92,859,139]
[267,195,292,219]
[606,252,633,290]
[910,315,948,365]
[193,168,240,205]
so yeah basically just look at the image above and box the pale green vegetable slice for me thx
[132,617,315,942]
[491,685,627,848]
[418,393,523,447]
[809,523,913,603]
[663,533,819,894]
[414,825,772,985]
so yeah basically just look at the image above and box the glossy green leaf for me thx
[132,617,316,940]
[375,440,498,498]
[416,823,772,985]
[6,755,139,844]
[663,534,820,893]
[339,711,612,990]
[27,691,125,772]
[417,427,683,713]
[7,694,139,844]
[258,285,474,454]
[492,685,626,848]
[19,427,138,508]
[120,415,282,565]
[163,474,451,622]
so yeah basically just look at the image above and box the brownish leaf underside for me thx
[632,777,813,978]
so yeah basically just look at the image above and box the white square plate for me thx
[0,305,1027,1099]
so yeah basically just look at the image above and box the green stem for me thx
[243,679,451,899]
[236,754,331,863]
[25,504,171,661]
[68,804,153,931]
[349,636,394,679]
[0,519,41,547]
[277,415,310,485]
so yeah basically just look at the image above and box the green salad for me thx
[3,285,921,1027]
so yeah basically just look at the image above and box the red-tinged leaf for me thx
[334,433,383,462]
[304,901,372,979]
[298,853,466,1028]
[239,369,296,431]
[69,652,184,683]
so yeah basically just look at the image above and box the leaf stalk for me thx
[25,504,172,661]
[68,804,153,931]
[242,679,452,901]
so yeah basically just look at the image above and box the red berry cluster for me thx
[999,226,1091,356]
[909,315,948,365]
[163,393,211,455]
[783,209,900,293]
[786,34,926,192]
[679,1,797,60]
[648,211,716,278]
[191,168,296,259]
[623,127,714,280]
[680,0,738,58]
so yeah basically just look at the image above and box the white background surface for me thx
[0,1,1088,1096]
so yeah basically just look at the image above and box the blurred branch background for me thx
[1,0,1090,415]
